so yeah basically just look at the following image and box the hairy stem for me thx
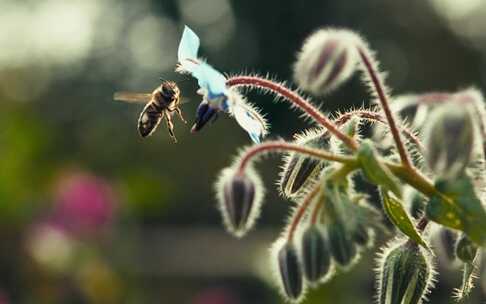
[236,141,356,174]
[416,216,429,233]
[288,186,320,242]
[226,76,359,150]
[356,47,412,168]
[310,198,324,225]
[334,109,425,153]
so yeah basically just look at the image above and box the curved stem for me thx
[226,76,359,151]
[334,109,425,153]
[356,46,412,168]
[386,162,453,207]
[288,186,320,242]
[236,141,356,174]
[289,164,358,239]
[416,216,429,233]
[310,198,324,225]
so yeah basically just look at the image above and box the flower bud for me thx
[455,234,478,263]
[327,220,357,267]
[282,157,320,196]
[352,198,382,247]
[277,242,304,301]
[438,228,457,263]
[280,130,330,197]
[215,166,264,238]
[322,187,358,267]
[423,103,475,179]
[403,188,424,220]
[294,29,359,95]
[301,226,332,284]
[377,242,434,304]
[352,224,371,247]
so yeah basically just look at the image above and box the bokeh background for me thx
[0,0,485,303]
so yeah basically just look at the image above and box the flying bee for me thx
[114,80,186,142]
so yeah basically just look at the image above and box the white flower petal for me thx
[232,100,268,143]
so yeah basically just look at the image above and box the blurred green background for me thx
[0,0,485,303]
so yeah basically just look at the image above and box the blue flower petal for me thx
[177,27,227,99]
[232,102,267,143]
[177,26,201,73]
[178,25,200,62]
[192,62,228,99]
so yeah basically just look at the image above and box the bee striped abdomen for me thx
[138,101,164,137]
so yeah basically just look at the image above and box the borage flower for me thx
[176,26,268,143]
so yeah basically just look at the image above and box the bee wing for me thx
[114,92,152,104]
[138,102,164,138]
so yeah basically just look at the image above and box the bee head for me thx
[160,81,179,100]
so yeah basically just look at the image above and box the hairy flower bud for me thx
[438,228,457,263]
[352,224,371,247]
[322,186,359,267]
[215,166,264,238]
[455,234,478,263]
[273,240,304,301]
[301,226,332,284]
[406,189,425,220]
[377,241,435,304]
[327,219,357,267]
[280,130,330,197]
[423,103,475,179]
[294,28,359,95]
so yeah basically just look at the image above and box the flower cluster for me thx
[174,26,486,303]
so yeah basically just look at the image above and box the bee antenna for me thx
[159,77,168,82]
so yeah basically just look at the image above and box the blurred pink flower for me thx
[0,291,8,304]
[51,172,117,238]
[191,288,240,304]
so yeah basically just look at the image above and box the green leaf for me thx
[426,176,486,247]
[357,140,401,198]
[381,190,428,248]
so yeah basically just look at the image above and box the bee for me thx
[114,81,186,142]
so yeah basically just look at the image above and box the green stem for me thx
[310,164,358,225]
[387,162,453,205]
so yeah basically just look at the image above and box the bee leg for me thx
[175,107,187,124]
[164,112,177,143]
